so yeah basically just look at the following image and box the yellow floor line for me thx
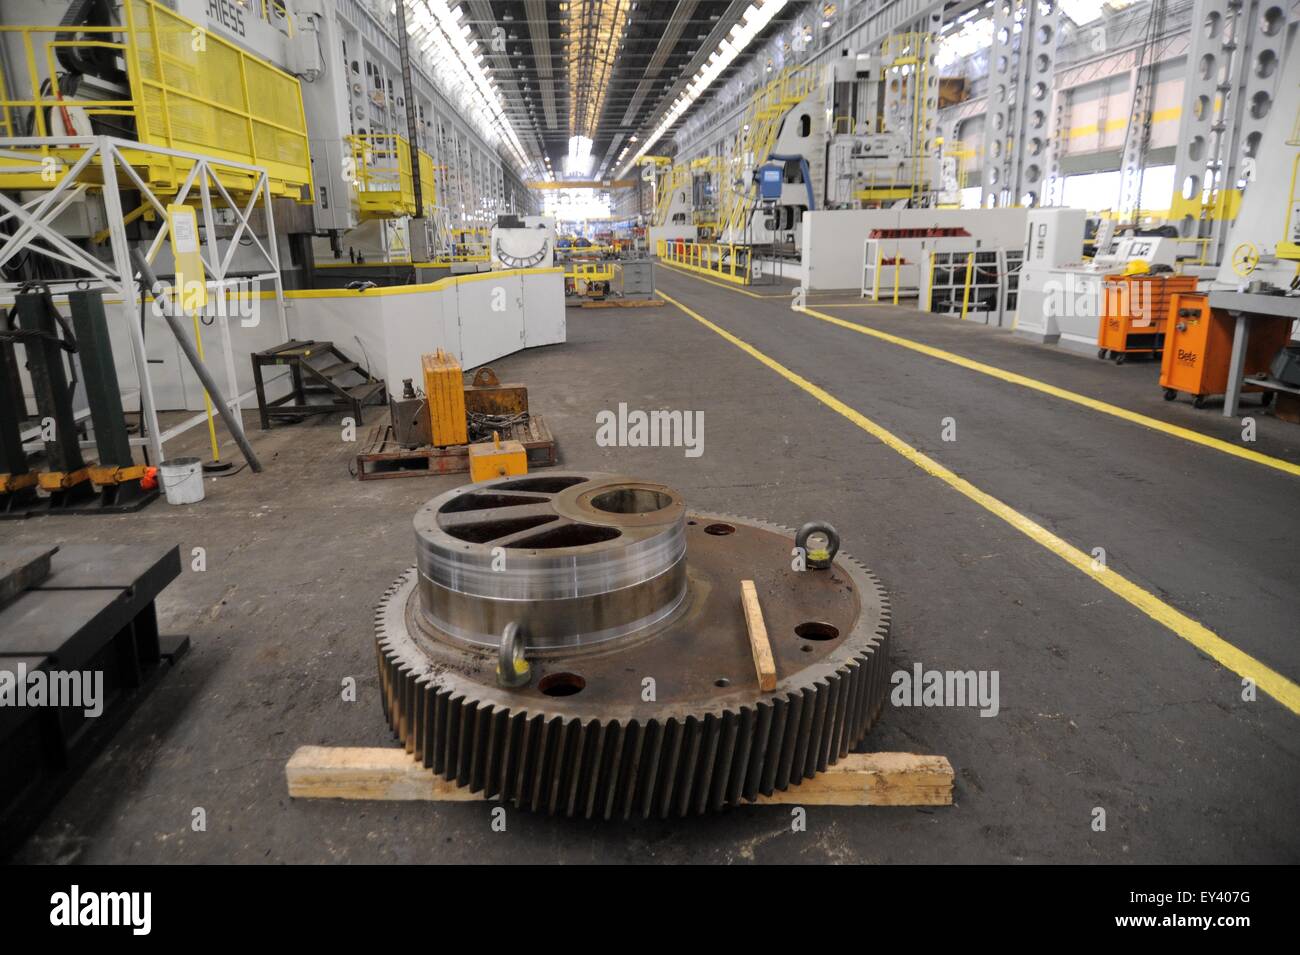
[659,261,892,304]
[659,260,1300,478]
[798,303,1300,479]
[657,289,1300,717]
[658,261,771,298]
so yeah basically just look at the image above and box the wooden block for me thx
[750,753,954,806]
[285,747,954,808]
[286,746,483,802]
[740,579,776,692]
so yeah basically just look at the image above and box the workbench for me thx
[0,543,188,857]
[1207,290,1300,418]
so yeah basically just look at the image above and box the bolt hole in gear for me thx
[375,472,892,818]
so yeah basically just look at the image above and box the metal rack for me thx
[0,135,289,464]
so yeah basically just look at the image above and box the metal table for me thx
[0,543,188,857]
[1207,290,1300,417]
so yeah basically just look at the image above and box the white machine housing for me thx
[491,215,556,271]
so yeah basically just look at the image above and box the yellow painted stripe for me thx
[799,304,1300,479]
[658,261,770,298]
[660,260,893,304]
[660,263,1300,478]
[658,289,1300,716]
[1067,106,1181,140]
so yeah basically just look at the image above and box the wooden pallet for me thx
[286,746,954,808]
[574,298,665,309]
[355,414,557,480]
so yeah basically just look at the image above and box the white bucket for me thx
[159,456,205,505]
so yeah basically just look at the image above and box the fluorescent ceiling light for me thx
[618,0,788,176]
[409,0,539,175]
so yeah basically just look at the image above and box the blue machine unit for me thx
[758,164,784,201]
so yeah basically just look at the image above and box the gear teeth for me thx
[374,522,892,816]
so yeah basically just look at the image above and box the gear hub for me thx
[376,472,891,818]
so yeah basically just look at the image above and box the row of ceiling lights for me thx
[616,0,790,178]
[408,1,542,177]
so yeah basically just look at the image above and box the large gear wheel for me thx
[375,473,891,818]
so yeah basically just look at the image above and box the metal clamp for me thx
[496,622,532,688]
[795,521,840,570]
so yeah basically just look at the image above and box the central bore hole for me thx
[539,672,586,697]
[795,621,840,641]
[590,488,673,514]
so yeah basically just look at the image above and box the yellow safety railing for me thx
[349,133,437,219]
[656,238,752,285]
[430,227,490,265]
[853,166,917,204]
[0,0,313,200]
[882,32,933,206]
[938,139,975,208]
[567,261,616,286]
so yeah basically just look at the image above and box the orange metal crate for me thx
[1097,273,1199,363]
[1160,293,1290,407]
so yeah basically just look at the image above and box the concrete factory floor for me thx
[8,264,1300,863]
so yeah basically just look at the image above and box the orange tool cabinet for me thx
[1160,293,1290,407]
[1097,273,1199,364]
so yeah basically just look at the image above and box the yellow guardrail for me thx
[429,227,489,265]
[349,133,436,219]
[657,238,752,286]
[567,261,616,285]
[0,0,312,199]
[720,64,819,237]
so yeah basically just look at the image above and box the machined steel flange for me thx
[376,472,891,818]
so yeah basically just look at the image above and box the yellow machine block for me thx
[469,433,528,483]
[422,349,468,447]
[0,472,38,493]
[37,468,90,491]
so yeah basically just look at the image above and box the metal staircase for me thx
[720,65,820,239]
[251,340,387,430]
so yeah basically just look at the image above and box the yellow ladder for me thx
[719,65,818,237]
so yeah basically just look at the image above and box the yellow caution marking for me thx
[658,263,1300,478]
[657,289,1300,716]
[798,304,1300,479]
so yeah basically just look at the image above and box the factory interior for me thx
[0,0,1297,890]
